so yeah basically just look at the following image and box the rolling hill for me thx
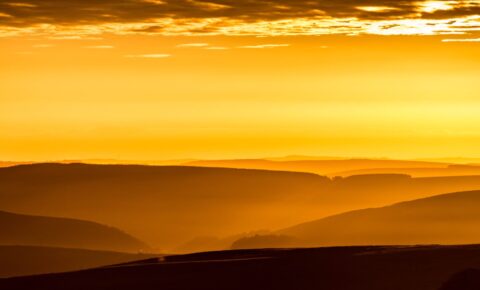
[439,268,480,290]
[0,163,329,250]
[332,164,480,178]
[234,190,480,248]
[2,245,480,290]
[282,190,480,246]
[186,158,449,176]
[0,246,156,278]
[2,163,480,251]
[0,161,32,168]
[0,210,148,253]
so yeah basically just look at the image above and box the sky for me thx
[0,0,479,161]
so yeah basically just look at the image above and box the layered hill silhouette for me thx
[332,164,480,178]
[0,246,155,278]
[231,234,296,249]
[234,190,480,248]
[2,163,480,251]
[2,245,480,290]
[0,210,148,252]
[0,161,31,168]
[4,158,479,177]
[186,158,450,176]
[0,163,329,250]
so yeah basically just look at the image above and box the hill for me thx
[0,163,329,250]
[332,165,480,178]
[438,268,480,290]
[2,245,480,290]
[186,158,449,176]
[275,190,480,247]
[0,246,156,278]
[0,161,32,168]
[2,164,480,251]
[0,210,148,252]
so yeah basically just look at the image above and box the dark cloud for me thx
[0,0,479,37]
[0,0,476,28]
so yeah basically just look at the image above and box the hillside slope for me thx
[332,165,480,178]
[0,210,148,252]
[186,158,448,176]
[2,245,480,290]
[0,163,329,250]
[2,164,480,251]
[279,190,480,246]
[0,246,156,278]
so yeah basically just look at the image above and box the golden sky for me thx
[1,0,479,161]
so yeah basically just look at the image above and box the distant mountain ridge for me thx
[186,158,450,176]
[331,164,480,177]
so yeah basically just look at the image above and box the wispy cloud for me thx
[124,53,171,58]
[176,43,209,48]
[48,35,103,40]
[239,44,290,49]
[142,0,165,4]
[6,2,37,8]
[85,45,115,49]
[49,35,83,40]
[186,0,230,11]
[356,6,400,12]
[32,44,54,48]
[442,38,480,42]
[204,46,229,50]
[0,12,13,18]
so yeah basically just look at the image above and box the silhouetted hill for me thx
[189,158,480,177]
[332,165,480,177]
[0,163,330,250]
[0,210,148,252]
[0,161,32,168]
[2,245,480,290]
[186,158,448,176]
[0,246,156,278]
[173,231,269,254]
[277,190,480,247]
[2,163,480,251]
[231,234,296,249]
[59,159,196,166]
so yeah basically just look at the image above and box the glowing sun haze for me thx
[0,0,479,161]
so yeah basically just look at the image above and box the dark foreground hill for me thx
[232,190,480,249]
[439,268,480,290]
[0,210,148,252]
[0,246,156,278]
[3,164,480,251]
[2,245,480,290]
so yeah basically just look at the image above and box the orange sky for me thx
[1,0,479,161]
